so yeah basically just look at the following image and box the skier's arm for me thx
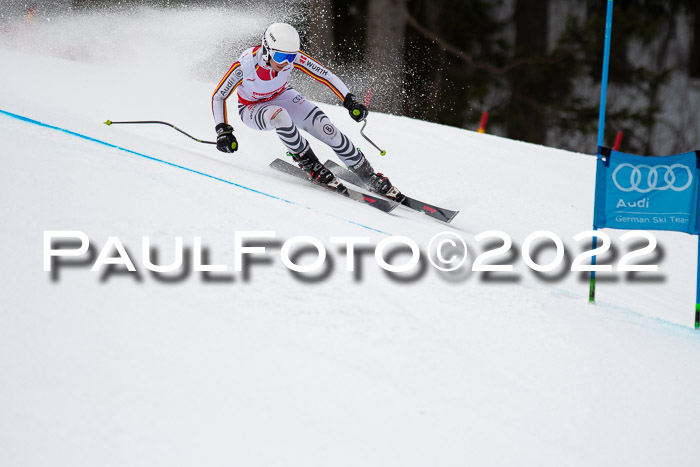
[294,52,351,102]
[212,61,243,153]
[211,61,243,125]
[342,93,368,122]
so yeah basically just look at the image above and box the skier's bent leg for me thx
[267,106,345,191]
[312,117,402,198]
[295,105,401,198]
[300,107,364,167]
[267,106,309,155]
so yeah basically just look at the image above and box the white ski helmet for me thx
[261,23,300,64]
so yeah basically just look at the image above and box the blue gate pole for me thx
[597,0,614,148]
[590,0,614,303]
[696,236,699,329]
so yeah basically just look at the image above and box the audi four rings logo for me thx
[612,163,693,193]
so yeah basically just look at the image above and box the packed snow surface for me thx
[1,6,699,467]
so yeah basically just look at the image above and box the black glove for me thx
[215,123,238,153]
[343,93,368,122]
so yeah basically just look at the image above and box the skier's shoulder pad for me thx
[238,46,260,63]
[237,46,260,75]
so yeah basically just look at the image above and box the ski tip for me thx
[104,120,112,126]
[446,211,460,223]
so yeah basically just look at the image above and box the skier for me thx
[211,22,402,200]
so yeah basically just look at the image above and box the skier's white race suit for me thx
[212,46,363,166]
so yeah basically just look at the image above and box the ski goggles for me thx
[270,50,297,65]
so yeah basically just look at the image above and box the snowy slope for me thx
[2,7,700,467]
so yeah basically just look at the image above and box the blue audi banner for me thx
[593,147,700,234]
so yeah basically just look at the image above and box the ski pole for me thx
[104,120,216,144]
[359,120,387,156]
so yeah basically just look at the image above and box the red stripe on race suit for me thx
[237,86,287,106]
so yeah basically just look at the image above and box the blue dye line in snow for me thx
[0,108,391,235]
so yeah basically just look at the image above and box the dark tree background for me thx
[507,0,549,144]
[365,0,407,114]
[692,1,700,78]
[68,0,700,155]
[324,0,700,155]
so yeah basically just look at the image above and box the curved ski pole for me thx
[359,120,387,156]
[104,120,216,144]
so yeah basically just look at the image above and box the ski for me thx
[324,159,460,223]
[269,158,399,213]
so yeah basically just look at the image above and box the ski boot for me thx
[349,153,404,202]
[290,147,348,194]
